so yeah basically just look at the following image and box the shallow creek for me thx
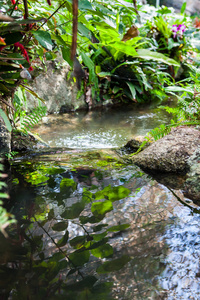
[2,106,200,299]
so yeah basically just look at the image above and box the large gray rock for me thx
[0,118,11,155]
[25,60,87,114]
[184,146,200,201]
[132,126,200,173]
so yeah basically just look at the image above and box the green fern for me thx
[20,106,47,133]
[149,124,171,141]
[131,119,200,156]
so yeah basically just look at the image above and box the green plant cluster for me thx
[0,0,199,118]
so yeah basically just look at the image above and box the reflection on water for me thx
[33,106,170,148]
[2,149,200,299]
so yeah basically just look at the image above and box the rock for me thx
[25,59,87,114]
[123,136,152,153]
[11,130,49,152]
[25,55,115,114]
[184,146,200,202]
[131,126,200,173]
[0,118,11,155]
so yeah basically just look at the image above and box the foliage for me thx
[1,0,199,118]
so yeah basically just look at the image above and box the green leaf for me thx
[81,52,94,71]
[32,30,53,50]
[97,255,131,273]
[69,250,90,267]
[70,236,87,249]
[79,0,93,10]
[57,230,69,247]
[93,224,108,232]
[107,224,130,232]
[91,200,113,216]
[60,178,77,192]
[61,202,85,219]
[52,221,68,232]
[126,82,136,100]
[78,22,91,39]
[91,244,113,258]
[92,232,108,241]
[165,86,193,94]
[0,82,9,94]
[2,32,23,45]
[79,215,100,224]
[109,41,138,57]
[135,49,180,67]
[20,85,46,103]
[61,46,73,67]
[0,109,12,132]
[97,72,112,77]
[95,185,130,202]
[181,1,187,14]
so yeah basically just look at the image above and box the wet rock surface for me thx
[0,119,11,155]
[11,130,49,152]
[129,126,200,201]
[132,126,200,173]
[184,146,200,202]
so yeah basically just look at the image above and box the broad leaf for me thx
[57,230,69,247]
[126,82,136,100]
[135,49,180,67]
[32,30,53,50]
[107,224,130,232]
[52,221,68,232]
[97,255,131,273]
[91,200,113,216]
[91,244,113,258]
[95,185,130,202]
[69,250,90,267]
[0,109,12,132]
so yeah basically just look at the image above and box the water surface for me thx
[33,105,170,149]
[2,105,200,299]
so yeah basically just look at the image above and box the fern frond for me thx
[20,106,47,133]
[130,120,200,156]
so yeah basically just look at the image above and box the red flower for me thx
[14,42,33,71]
[11,0,17,10]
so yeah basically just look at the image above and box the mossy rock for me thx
[11,129,49,152]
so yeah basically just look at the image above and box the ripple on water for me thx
[159,207,200,299]
[48,129,125,149]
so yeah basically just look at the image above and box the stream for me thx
[1,105,200,299]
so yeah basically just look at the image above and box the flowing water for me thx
[1,105,200,300]
[32,105,170,149]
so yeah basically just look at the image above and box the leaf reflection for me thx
[1,161,132,299]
